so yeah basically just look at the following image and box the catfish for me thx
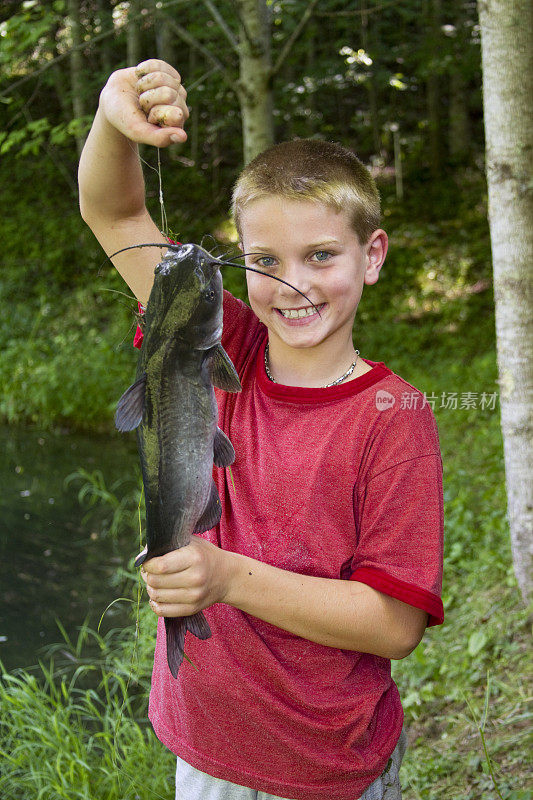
[115,243,241,678]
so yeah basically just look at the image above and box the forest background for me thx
[0,1,531,799]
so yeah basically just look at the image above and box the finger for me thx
[143,549,190,576]
[135,71,184,96]
[146,104,188,129]
[135,59,181,83]
[147,585,194,604]
[128,116,188,146]
[138,85,182,113]
[148,598,198,618]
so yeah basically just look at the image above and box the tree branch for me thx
[165,19,235,87]
[271,0,321,78]
[0,0,191,99]
[201,0,240,55]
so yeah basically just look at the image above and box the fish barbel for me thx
[115,243,241,677]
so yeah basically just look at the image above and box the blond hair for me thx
[232,139,381,244]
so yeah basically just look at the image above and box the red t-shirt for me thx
[140,292,444,800]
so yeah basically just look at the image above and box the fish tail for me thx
[165,612,212,678]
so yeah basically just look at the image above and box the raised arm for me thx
[78,59,189,304]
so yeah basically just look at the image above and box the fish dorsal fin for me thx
[213,427,236,467]
[115,373,147,432]
[193,481,222,534]
[208,345,242,393]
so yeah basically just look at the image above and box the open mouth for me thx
[276,303,325,319]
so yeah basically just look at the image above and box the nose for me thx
[276,260,311,302]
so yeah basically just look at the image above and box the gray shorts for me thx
[175,729,407,800]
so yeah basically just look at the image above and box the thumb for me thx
[130,121,188,147]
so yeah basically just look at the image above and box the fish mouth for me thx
[275,303,325,320]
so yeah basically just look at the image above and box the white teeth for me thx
[279,306,318,319]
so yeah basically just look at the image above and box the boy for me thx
[79,59,444,800]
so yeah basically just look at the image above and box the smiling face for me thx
[240,196,387,363]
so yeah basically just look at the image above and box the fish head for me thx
[148,244,223,349]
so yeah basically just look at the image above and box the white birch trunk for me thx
[478,0,533,603]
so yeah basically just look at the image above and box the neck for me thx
[266,335,369,388]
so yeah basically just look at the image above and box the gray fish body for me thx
[139,341,218,558]
[115,244,241,676]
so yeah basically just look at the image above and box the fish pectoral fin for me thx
[208,345,242,393]
[115,373,147,432]
[213,427,236,467]
[193,482,222,534]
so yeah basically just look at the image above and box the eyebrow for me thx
[306,240,342,249]
[247,239,342,252]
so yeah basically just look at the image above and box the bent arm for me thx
[223,551,428,659]
[143,539,428,660]
[78,61,189,304]
[79,106,164,304]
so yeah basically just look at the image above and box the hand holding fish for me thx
[140,537,233,619]
[99,58,189,147]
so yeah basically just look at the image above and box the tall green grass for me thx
[0,606,175,800]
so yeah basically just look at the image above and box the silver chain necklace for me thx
[264,343,360,387]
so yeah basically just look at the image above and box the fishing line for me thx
[157,147,168,236]
[128,141,169,237]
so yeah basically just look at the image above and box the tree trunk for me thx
[361,3,380,154]
[425,0,442,177]
[67,0,86,158]
[478,0,533,604]
[234,0,275,163]
[448,65,470,163]
[448,0,470,163]
[155,1,175,65]
[127,0,142,66]
[96,0,114,77]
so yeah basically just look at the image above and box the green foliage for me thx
[64,468,144,539]
[0,624,174,800]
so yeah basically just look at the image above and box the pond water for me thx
[0,425,140,673]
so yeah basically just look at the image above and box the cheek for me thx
[246,274,270,308]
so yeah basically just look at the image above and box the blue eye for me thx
[256,256,276,269]
[313,251,331,262]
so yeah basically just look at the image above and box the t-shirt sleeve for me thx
[350,401,444,626]
[220,290,266,375]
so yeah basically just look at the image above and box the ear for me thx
[364,229,388,286]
